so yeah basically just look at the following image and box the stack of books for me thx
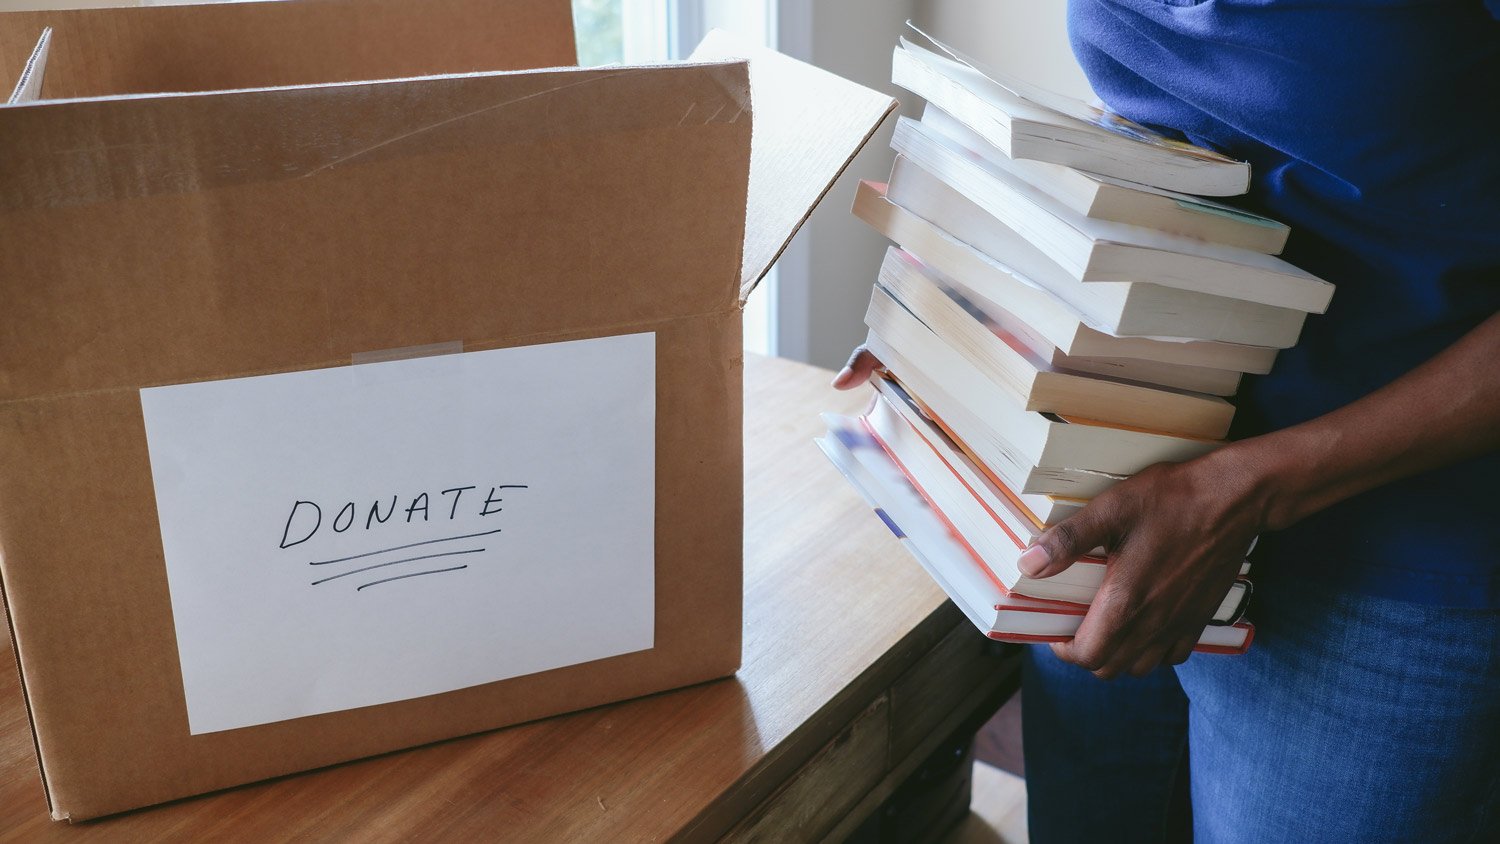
[819,31,1336,655]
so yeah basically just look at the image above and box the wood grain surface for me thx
[0,354,959,842]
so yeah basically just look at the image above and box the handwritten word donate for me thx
[279,485,529,550]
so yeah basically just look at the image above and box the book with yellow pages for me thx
[867,279,1234,439]
[867,266,1232,437]
[880,245,1245,399]
[861,325,1220,498]
[871,375,1082,525]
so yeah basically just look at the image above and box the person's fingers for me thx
[831,346,883,390]
[1166,634,1198,666]
[1056,519,1199,679]
[1037,462,1256,681]
[1018,495,1125,578]
[1052,577,1136,679]
[1052,637,1120,681]
[1127,644,1171,678]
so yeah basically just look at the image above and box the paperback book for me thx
[890,28,1252,196]
[818,413,1254,652]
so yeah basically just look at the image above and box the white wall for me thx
[774,0,920,370]
[913,0,1094,103]
[774,0,1092,370]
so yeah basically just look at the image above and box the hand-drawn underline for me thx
[356,564,469,591]
[310,548,486,586]
[307,527,505,566]
[306,527,510,591]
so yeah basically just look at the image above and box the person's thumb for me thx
[832,346,882,390]
[1018,502,1117,579]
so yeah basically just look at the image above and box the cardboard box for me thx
[0,0,895,821]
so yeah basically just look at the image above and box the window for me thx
[573,0,671,65]
[572,0,626,66]
[572,0,777,356]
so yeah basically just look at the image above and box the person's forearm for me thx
[1217,312,1500,533]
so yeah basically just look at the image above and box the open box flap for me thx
[0,0,576,99]
[690,30,898,304]
[6,25,47,104]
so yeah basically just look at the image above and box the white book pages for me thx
[882,157,1310,346]
[920,103,1289,254]
[857,178,1286,367]
[894,31,1250,196]
[896,116,1334,313]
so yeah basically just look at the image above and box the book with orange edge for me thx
[868,266,1236,440]
[877,372,1084,528]
[871,373,1255,571]
[816,412,1253,653]
[861,322,1219,498]
[859,389,1251,618]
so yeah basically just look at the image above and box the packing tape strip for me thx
[350,341,465,387]
[351,340,464,366]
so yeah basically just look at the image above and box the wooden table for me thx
[0,354,1017,842]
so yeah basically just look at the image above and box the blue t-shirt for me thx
[1067,0,1500,608]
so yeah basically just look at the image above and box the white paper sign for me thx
[139,334,656,735]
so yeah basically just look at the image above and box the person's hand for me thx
[1016,447,1272,678]
[831,345,883,390]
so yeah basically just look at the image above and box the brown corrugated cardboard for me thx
[5,24,46,103]
[0,0,577,99]
[0,2,894,822]
[690,30,901,301]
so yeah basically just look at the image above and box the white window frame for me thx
[621,0,671,63]
[663,0,781,357]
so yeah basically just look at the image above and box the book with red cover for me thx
[862,382,1252,619]
[818,412,1253,653]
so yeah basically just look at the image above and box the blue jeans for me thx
[1021,569,1500,843]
